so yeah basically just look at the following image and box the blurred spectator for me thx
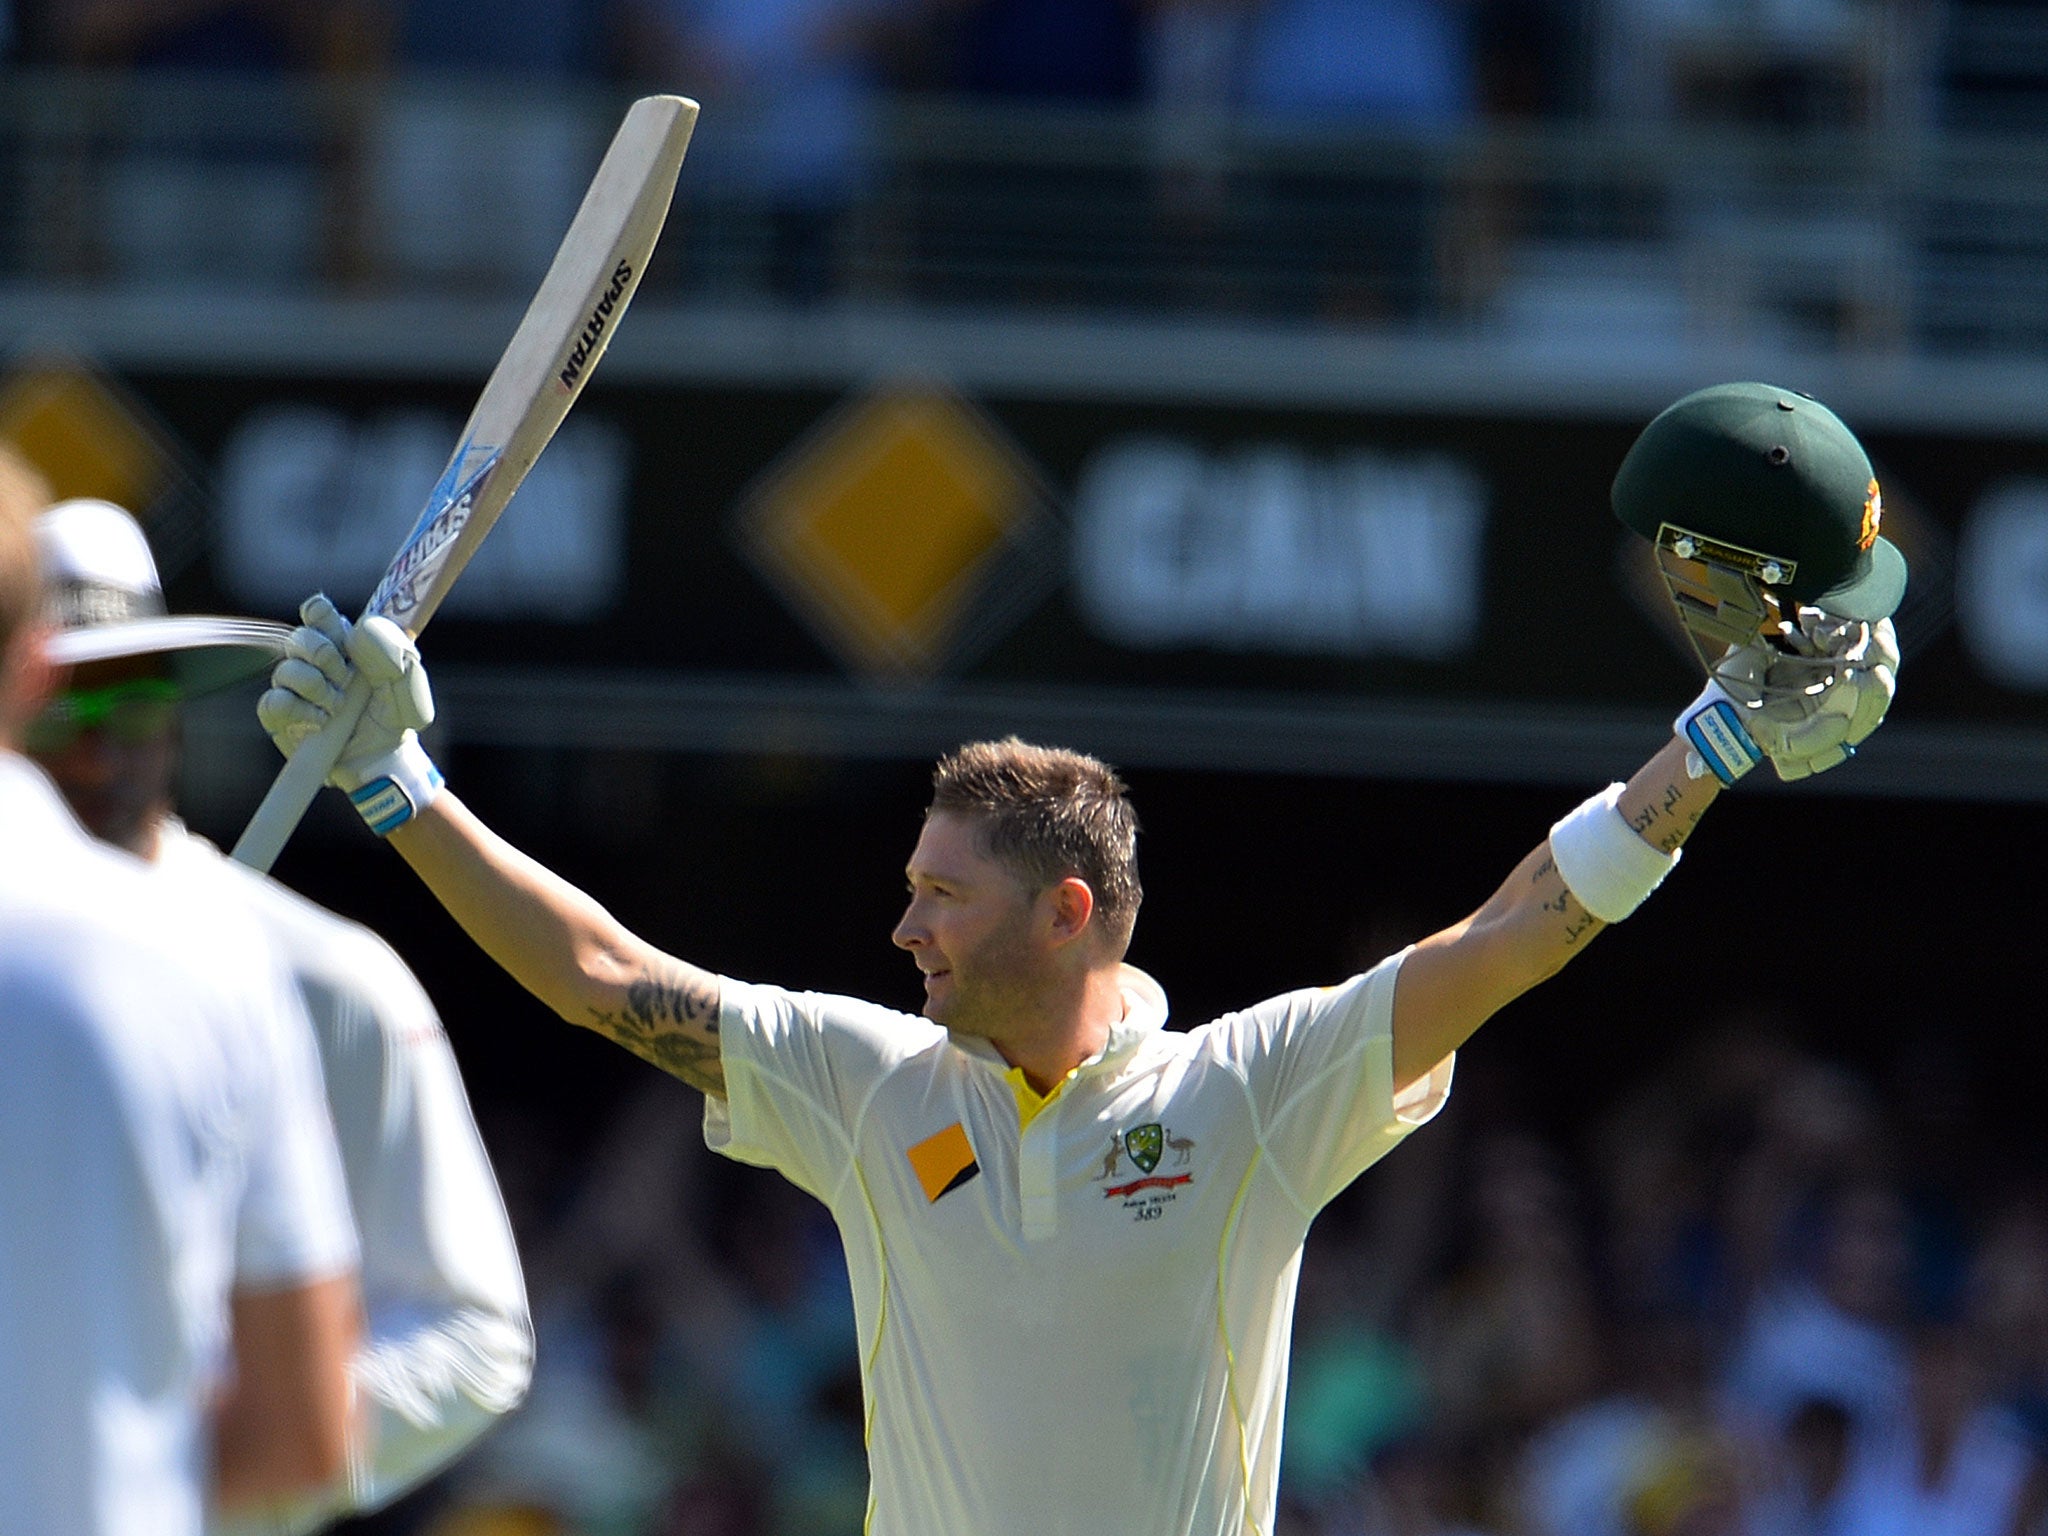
[428,1081,717,1530]
[1518,1316,1733,1536]
[1590,0,1924,345]
[442,1272,688,1533]
[1748,1393,1855,1536]
[1592,1023,1786,1324]
[936,0,1145,102]
[1137,0,1256,229]
[1968,1193,2048,1424]
[1415,1132,1604,1441]
[1235,0,1478,320]
[1594,0,1918,129]
[1719,1177,1917,1500]
[697,1178,867,1535]
[1242,0,1473,124]
[364,0,611,290]
[1617,1430,1750,1536]
[429,1076,865,1535]
[1821,1323,2048,1536]
[28,0,371,281]
[620,0,907,300]
[1140,0,1253,113]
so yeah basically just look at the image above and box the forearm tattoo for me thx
[1532,855,1600,948]
[1625,776,1706,856]
[586,964,724,1094]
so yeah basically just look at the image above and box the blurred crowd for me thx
[0,0,1928,317]
[360,997,2048,1536]
[0,0,1914,124]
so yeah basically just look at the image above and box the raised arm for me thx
[1390,611,1898,1095]
[256,597,727,1097]
[1390,735,1713,1092]
[389,794,726,1096]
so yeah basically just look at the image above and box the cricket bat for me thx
[231,93,698,872]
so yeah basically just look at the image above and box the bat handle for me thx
[229,672,374,873]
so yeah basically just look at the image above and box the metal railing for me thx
[1,67,2046,357]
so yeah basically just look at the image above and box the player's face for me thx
[893,811,1049,1040]
[27,654,179,859]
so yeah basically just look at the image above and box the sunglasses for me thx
[26,677,183,753]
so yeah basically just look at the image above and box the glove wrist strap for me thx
[1675,681,1762,786]
[339,734,443,836]
[1548,783,1682,925]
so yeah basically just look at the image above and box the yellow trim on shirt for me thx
[1004,1064,1077,1131]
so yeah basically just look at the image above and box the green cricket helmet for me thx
[1612,382,1908,622]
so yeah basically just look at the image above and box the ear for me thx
[1044,876,1096,947]
[0,623,54,744]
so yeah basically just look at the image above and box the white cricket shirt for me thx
[151,828,534,1536]
[706,955,1452,1536]
[0,755,358,1536]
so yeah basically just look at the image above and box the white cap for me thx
[34,499,289,695]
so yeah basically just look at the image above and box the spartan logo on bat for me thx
[557,261,636,391]
[369,448,501,625]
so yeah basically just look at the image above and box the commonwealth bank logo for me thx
[734,382,1060,682]
[907,1121,980,1203]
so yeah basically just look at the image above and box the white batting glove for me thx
[1674,638,1771,785]
[257,594,443,834]
[1733,611,1900,782]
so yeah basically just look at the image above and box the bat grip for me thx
[229,671,374,873]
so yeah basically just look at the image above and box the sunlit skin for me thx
[890,809,1127,1094]
[28,653,178,860]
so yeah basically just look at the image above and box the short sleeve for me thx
[1203,951,1453,1212]
[229,944,359,1289]
[704,980,942,1201]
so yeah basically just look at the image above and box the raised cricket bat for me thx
[231,93,698,872]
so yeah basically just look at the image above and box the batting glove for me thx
[257,594,443,834]
[1674,638,1772,785]
[1732,611,1899,782]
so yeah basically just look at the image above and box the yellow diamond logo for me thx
[0,355,203,577]
[738,385,1054,680]
[0,358,175,513]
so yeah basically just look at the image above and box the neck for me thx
[995,964,1127,1095]
[129,814,166,863]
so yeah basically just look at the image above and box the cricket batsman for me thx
[257,381,1901,1535]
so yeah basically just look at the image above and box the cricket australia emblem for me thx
[1097,1122,1196,1221]
[1125,1122,1163,1174]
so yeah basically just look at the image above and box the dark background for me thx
[223,748,2042,1179]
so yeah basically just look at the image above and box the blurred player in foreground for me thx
[259,383,1903,1536]
[28,498,533,1535]
[0,464,361,1533]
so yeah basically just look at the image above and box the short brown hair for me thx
[0,440,49,661]
[929,737,1142,951]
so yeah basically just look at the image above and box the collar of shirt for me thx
[0,749,95,855]
[151,816,214,872]
[953,963,1172,1126]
